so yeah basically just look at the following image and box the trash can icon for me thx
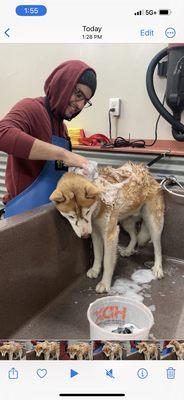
[166,367,175,379]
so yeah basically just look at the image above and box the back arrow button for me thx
[4,28,10,37]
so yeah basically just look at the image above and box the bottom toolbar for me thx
[0,361,183,400]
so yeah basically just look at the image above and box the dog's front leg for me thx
[56,350,60,360]
[96,224,119,293]
[87,224,103,279]
[44,351,50,361]
[19,349,23,360]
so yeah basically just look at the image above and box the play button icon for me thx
[70,369,78,378]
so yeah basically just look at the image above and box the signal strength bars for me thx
[134,10,144,15]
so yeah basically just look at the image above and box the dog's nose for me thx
[81,233,90,239]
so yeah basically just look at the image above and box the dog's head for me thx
[0,344,9,357]
[102,342,113,357]
[67,344,78,359]
[50,173,101,238]
[35,342,46,357]
[136,342,148,353]
[166,340,179,351]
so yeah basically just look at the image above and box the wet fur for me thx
[102,342,123,360]
[50,162,164,293]
[67,342,92,360]
[0,342,23,360]
[137,342,159,360]
[167,340,184,360]
[34,341,60,360]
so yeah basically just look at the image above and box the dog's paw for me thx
[95,281,110,293]
[152,265,164,279]
[118,245,136,257]
[87,268,99,279]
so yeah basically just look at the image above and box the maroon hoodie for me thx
[0,60,96,203]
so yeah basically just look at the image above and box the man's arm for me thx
[29,138,89,168]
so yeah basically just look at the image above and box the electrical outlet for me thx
[109,98,121,117]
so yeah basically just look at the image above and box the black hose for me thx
[146,47,184,141]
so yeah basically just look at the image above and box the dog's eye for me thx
[68,215,75,219]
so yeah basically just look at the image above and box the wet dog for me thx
[137,342,159,360]
[167,340,184,360]
[67,342,92,360]
[34,341,60,360]
[102,342,123,360]
[50,162,164,293]
[0,342,23,360]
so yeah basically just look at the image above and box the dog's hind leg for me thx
[119,349,123,360]
[142,201,164,279]
[87,227,104,279]
[96,221,120,293]
[118,217,137,257]
[137,221,151,247]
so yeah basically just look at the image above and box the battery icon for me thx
[159,9,171,15]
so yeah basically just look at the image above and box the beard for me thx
[63,103,82,121]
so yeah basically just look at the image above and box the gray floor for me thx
[11,236,184,340]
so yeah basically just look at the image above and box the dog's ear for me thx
[49,189,66,203]
[50,189,74,203]
[85,184,101,199]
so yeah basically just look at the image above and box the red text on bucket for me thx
[95,306,127,323]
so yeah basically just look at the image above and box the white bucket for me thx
[87,296,154,340]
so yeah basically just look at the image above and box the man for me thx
[0,60,97,217]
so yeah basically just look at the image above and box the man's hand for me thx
[29,138,89,171]
[61,150,89,170]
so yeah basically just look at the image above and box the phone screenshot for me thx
[0,0,184,399]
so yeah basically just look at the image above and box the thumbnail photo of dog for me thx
[93,341,128,360]
[102,341,124,360]
[34,341,60,360]
[166,340,184,360]
[67,341,92,360]
[136,341,159,360]
[50,162,164,293]
[0,341,24,360]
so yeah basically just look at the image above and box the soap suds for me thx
[110,268,156,307]
[131,269,156,284]
[109,278,144,302]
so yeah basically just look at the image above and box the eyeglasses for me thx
[72,88,92,108]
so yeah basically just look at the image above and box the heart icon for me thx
[36,369,47,378]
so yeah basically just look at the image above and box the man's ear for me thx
[85,184,101,199]
[49,189,65,203]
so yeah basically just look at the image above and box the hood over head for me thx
[44,60,97,120]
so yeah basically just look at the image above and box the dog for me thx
[67,342,92,360]
[102,342,123,360]
[137,342,159,360]
[34,341,60,360]
[167,340,184,360]
[0,342,23,360]
[50,162,164,293]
